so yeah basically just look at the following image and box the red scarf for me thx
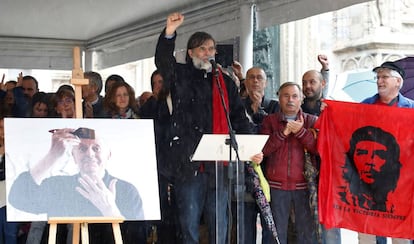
[212,68,229,134]
[198,68,229,172]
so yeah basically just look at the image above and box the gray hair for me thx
[390,70,404,89]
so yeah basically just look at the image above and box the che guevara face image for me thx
[340,126,401,212]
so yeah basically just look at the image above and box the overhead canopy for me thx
[0,0,369,70]
[255,0,371,29]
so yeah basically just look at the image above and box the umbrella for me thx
[395,56,414,99]
[245,163,281,244]
[328,69,377,102]
[303,150,322,244]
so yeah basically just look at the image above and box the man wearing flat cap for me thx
[8,127,144,220]
[362,61,414,107]
[357,61,414,243]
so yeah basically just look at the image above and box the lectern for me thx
[192,134,268,244]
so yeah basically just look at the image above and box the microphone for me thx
[209,57,219,73]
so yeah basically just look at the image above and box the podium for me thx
[192,134,269,162]
[192,134,268,244]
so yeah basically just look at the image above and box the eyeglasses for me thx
[58,98,74,105]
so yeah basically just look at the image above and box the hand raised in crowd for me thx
[0,74,5,91]
[16,72,23,87]
[76,175,123,217]
[232,61,244,81]
[228,70,241,88]
[166,12,184,36]
[318,54,329,70]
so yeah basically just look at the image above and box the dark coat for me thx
[242,96,279,133]
[154,30,251,179]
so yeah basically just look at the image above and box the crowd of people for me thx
[0,10,413,244]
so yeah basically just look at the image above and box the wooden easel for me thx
[48,217,124,244]
[47,47,124,244]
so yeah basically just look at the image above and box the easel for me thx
[48,217,124,244]
[47,47,124,244]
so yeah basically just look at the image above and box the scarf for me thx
[212,68,229,134]
[112,108,137,119]
[198,69,230,173]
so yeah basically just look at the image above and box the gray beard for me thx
[192,57,212,72]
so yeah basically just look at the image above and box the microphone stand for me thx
[211,66,244,244]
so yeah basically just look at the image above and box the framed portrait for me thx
[4,118,160,221]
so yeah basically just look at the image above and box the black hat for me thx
[373,61,405,79]
[71,127,95,139]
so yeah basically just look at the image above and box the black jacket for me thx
[242,96,279,133]
[154,30,251,179]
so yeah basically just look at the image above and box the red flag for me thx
[316,100,414,239]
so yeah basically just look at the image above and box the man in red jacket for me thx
[260,82,318,244]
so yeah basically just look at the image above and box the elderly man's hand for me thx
[49,128,80,158]
[30,128,81,185]
[287,115,304,134]
[76,174,123,217]
[250,91,264,113]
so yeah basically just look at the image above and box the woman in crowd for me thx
[103,80,139,119]
[53,87,76,118]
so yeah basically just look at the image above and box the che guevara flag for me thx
[316,100,414,239]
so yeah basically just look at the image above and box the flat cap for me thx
[373,61,405,78]
[71,127,95,139]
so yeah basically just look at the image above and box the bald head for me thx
[302,70,325,100]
